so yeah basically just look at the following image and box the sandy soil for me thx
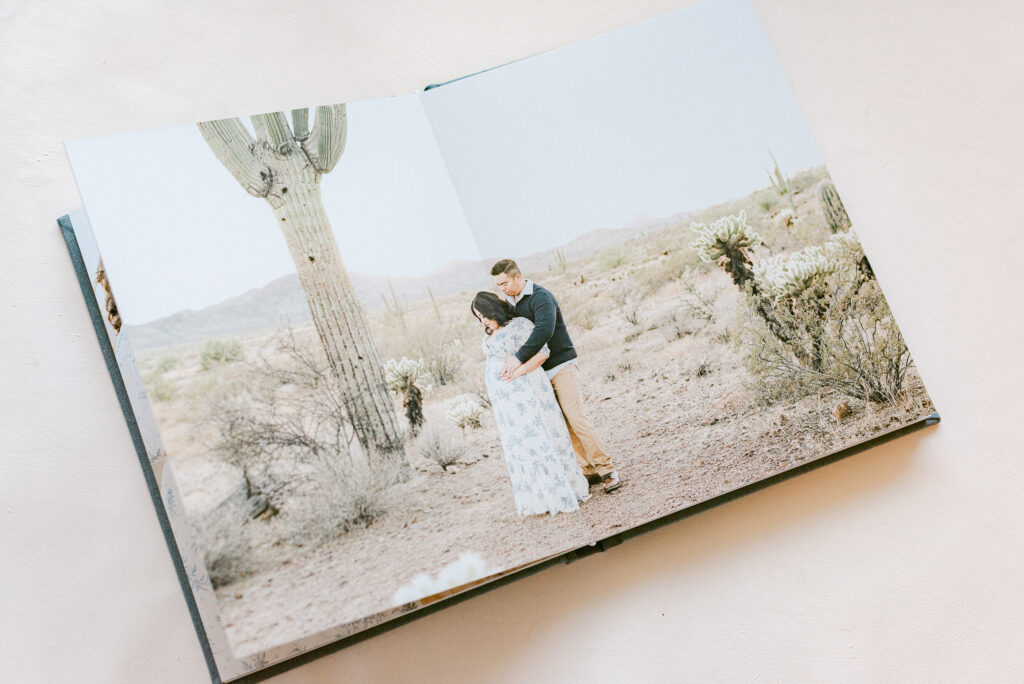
[139,169,936,657]
[213,316,933,656]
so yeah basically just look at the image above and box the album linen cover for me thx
[59,1,938,679]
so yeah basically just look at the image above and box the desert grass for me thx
[134,166,935,655]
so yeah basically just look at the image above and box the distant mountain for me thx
[125,214,686,350]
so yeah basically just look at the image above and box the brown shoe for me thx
[585,473,603,486]
[601,471,622,493]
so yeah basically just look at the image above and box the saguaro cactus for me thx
[766,150,795,211]
[380,277,408,329]
[198,106,406,472]
[817,180,851,233]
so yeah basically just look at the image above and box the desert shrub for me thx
[191,505,256,588]
[611,285,643,328]
[743,233,912,403]
[568,300,600,331]
[677,267,717,327]
[597,244,630,271]
[398,326,463,386]
[446,394,483,430]
[559,286,601,331]
[417,425,463,468]
[143,372,176,402]
[206,329,399,565]
[691,212,911,403]
[624,244,702,297]
[305,457,391,541]
[156,355,179,373]
[200,338,243,370]
[658,312,690,341]
[458,374,492,408]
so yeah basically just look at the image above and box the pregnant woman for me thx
[471,292,590,517]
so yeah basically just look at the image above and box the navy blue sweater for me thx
[511,283,577,371]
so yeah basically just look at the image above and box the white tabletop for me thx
[3,1,1022,681]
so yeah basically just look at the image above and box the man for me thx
[492,258,621,493]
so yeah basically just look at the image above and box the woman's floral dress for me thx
[482,317,590,516]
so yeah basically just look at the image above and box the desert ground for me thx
[136,167,935,656]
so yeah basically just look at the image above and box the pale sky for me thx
[66,95,477,325]
[423,0,823,258]
[66,0,824,325]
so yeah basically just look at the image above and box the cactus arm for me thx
[291,108,310,142]
[302,104,347,173]
[251,111,294,152]
[197,118,271,198]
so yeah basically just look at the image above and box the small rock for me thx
[833,401,851,421]
[445,465,459,474]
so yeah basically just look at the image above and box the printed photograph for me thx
[65,0,935,661]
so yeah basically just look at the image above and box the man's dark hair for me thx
[490,259,521,277]
[471,291,516,333]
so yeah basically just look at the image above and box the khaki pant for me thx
[549,363,615,477]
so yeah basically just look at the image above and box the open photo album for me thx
[59,0,938,680]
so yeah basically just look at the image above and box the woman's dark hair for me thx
[471,291,515,333]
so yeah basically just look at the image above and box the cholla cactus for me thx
[817,180,851,233]
[755,231,867,300]
[384,357,430,435]
[446,394,483,431]
[754,246,841,300]
[384,357,428,393]
[690,211,764,286]
[690,211,789,342]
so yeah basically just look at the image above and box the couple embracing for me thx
[472,259,622,518]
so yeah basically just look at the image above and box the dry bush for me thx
[387,323,464,387]
[657,312,691,341]
[558,286,601,331]
[190,499,257,588]
[631,250,701,297]
[156,355,180,373]
[744,269,913,404]
[612,285,644,329]
[690,205,912,405]
[677,267,717,328]
[597,244,630,271]
[417,425,463,468]
[201,328,400,586]
[457,373,492,408]
[200,338,243,370]
[569,301,600,331]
